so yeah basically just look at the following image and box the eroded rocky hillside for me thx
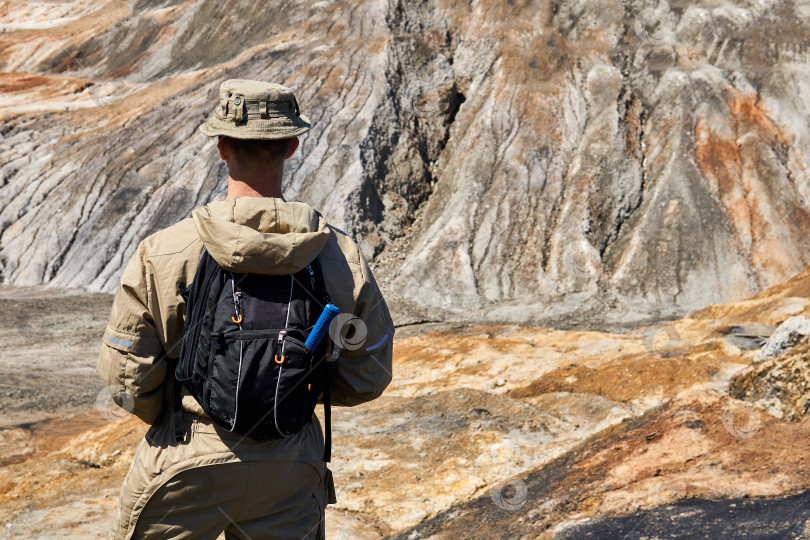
[1,0,810,324]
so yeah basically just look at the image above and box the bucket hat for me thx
[199,79,311,140]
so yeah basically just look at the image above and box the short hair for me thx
[222,136,294,165]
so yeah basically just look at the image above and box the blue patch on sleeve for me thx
[107,335,134,348]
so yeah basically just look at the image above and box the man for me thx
[97,79,394,539]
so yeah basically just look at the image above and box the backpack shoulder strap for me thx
[173,247,222,443]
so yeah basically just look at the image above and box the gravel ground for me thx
[0,286,113,427]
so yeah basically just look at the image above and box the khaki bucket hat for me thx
[199,79,311,140]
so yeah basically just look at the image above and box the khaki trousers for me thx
[111,410,329,540]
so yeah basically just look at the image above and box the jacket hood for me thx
[192,197,330,275]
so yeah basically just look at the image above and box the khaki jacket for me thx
[97,196,394,424]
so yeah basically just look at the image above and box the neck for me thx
[226,166,285,200]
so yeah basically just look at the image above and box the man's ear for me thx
[284,137,299,160]
[217,136,228,160]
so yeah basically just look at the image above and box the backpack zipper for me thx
[275,330,287,364]
[230,276,243,325]
[189,255,220,353]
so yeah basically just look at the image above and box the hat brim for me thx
[199,114,311,140]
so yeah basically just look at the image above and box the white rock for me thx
[756,316,810,361]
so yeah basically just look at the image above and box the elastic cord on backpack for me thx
[273,276,296,437]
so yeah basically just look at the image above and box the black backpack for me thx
[173,248,334,460]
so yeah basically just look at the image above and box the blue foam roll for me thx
[305,303,340,350]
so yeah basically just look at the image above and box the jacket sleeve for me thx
[329,251,394,407]
[96,241,168,424]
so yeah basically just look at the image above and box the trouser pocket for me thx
[309,466,336,539]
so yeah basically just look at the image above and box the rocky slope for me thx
[728,323,810,421]
[3,265,810,538]
[2,0,810,325]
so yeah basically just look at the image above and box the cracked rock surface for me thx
[2,0,810,324]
